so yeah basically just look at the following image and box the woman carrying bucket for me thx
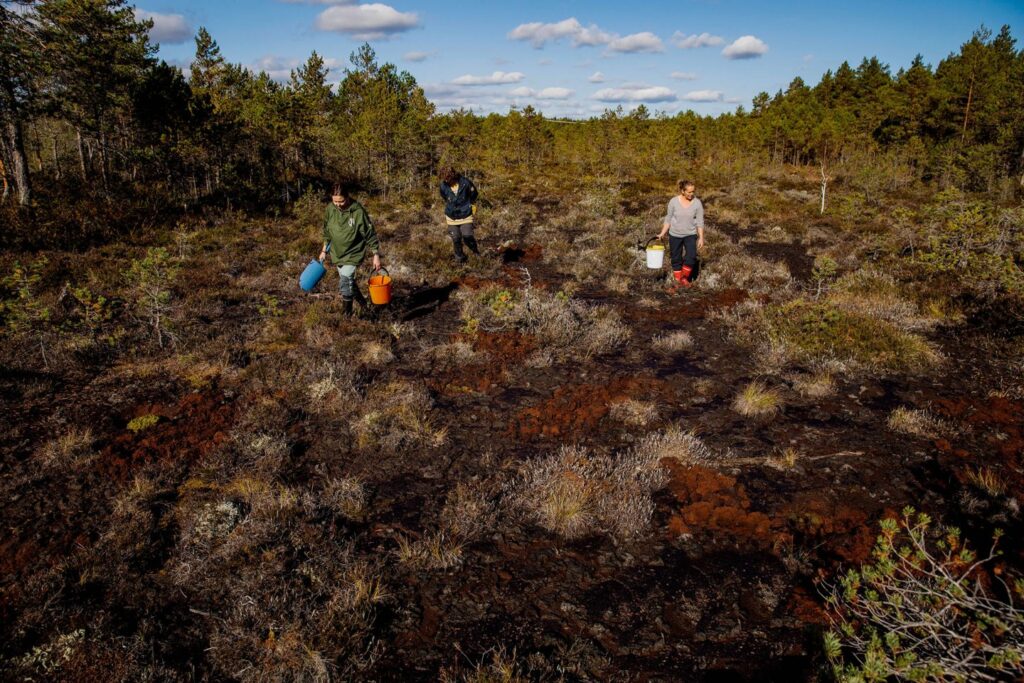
[319,182,382,316]
[657,180,705,289]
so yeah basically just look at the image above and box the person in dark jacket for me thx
[439,167,479,263]
[319,182,381,316]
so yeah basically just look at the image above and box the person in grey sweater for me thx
[657,179,705,288]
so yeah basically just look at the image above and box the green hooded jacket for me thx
[322,200,380,266]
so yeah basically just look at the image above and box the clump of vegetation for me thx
[733,381,783,418]
[824,508,1024,682]
[608,398,659,427]
[508,444,666,541]
[762,299,940,374]
[36,427,93,469]
[459,284,630,360]
[652,330,694,353]
[126,413,160,433]
[318,476,369,521]
[633,426,714,464]
[352,380,448,450]
[887,406,956,439]
[790,371,837,398]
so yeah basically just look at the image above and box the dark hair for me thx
[678,179,695,192]
[441,167,461,185]
[331,181,353,198]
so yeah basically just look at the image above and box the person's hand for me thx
[697,236,705,251]
[372,253,381,271]
[318,249,327,262]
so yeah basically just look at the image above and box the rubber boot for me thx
[342,297,354,316]
[464,235,480,256]
[449,227,467,263]
[678,265,693,288]
[352,285,368,309]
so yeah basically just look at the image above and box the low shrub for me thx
[824,507,1024,682]
[762,299,939,374]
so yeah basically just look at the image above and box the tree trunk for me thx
[4,119,31,206]
[1,155,9,202]
[77,129,87,179]
[52,135,61,180]
[961,70,975,145]
[99,130,109,190]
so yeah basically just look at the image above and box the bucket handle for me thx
[370,266,389,281]
[643,236,663,250]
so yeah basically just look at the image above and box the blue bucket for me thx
[299,259,327,292]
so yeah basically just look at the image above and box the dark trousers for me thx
[449,223,478,261]
[669,234,697,272]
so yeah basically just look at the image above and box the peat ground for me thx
[1,181,1022,681]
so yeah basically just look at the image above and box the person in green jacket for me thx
[318,182,382,316]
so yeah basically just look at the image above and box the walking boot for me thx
[679,265,693,287]
[342,297,354,316]
[449,227,467,263]
[464,235,480,256]
[352,285,369,309]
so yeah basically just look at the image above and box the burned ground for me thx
[1,173,1022,681]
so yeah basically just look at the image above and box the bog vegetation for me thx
[2,1,1024,681]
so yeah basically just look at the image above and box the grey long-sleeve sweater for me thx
[664,196,704,237]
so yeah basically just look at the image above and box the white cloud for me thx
[682,89,723,102]
[671,31,724,49]
[670,71,697,80]
[252,55,300,82]
[508,17,613,48]
[404,51,432,62]
[606,32,664,54]
[509,87,534,97]
[588,71,605,83]
[722,35,769,59]
[451,71,525,86]
[135,9,193,44]
[280,0,358,4]
[537,87,573,99]
[592,85,676,103]
[315,3,419,39]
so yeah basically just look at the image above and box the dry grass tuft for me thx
[318,476,369,521]
[652,330,694,353]
[508,444,666,541]
[352,380,447,451]
[733,381,783,418]
[632,426,714,464]
[767,447,801,470]
[887,407,955,439]
[35,427,94,469]
[440,646,527,683]
[608,398,659,427]
[359,340,395,366]
[965,466,1007,497]
[441,482,496,542]
[395,531,465,570]
[790,371,837,398]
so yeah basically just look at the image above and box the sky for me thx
[138,0,1024,119]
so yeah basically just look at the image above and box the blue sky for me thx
[139,0,1024,118]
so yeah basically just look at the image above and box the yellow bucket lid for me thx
[647,244,665,250]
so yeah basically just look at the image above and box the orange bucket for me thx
[367,267,392,304]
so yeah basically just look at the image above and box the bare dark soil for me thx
[2,201,1022,681]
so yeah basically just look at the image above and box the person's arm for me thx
[467,179,478,204]
[658,199,674,240]
[320,206,330,262]
[695,200,705,249]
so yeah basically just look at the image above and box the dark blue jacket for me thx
[439,176,478,220]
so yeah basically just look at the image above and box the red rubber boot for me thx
[678,265,693,288]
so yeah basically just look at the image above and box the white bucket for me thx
[646,244,665,269]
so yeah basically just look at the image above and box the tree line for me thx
[1,0,1021,237]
